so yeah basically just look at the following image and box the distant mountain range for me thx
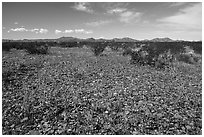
[112,37,138,42]
[150,37,174,42]
[3,37,190,42]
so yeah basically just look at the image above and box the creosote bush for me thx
[125,47,174,69]
[177,53,199,64]
[90,42,107,56]
[26,43,49,54]
[122,48,133,56]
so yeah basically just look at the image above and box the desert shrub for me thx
[110,46,119,52]
[2,42,21,51]
[143,44,176,68]
[129,51,141,65]
[13,42,24,50]
[154,60,165,69]
[99,53,108,57]
[3,42,51,54]
[154,53,170,69]
[122,48,133,56]
[2,42,12,51]
[177,52,201,64]
[67,42,79,48]
[90,42,107,56]
[26,42,49,54]
[109,42,134,52]
[47,42,57,47]
[109,42,120,52]
[59,42,68,48]
[177,53,195,64]
[129,49,149,66]
[130,46,160,66]
[188,42,202,54]
[192,55,201,63]
[58,42,79,48]
[128,47,175,69]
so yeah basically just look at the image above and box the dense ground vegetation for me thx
[2,42,202,135]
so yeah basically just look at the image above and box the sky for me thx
[2,2,202,40]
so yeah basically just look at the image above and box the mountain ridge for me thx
[2,37,192,42]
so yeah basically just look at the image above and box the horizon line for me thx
[2,36,202,42]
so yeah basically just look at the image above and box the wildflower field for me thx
[2,46,202,135]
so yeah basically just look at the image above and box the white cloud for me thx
[106,5,142,24]
[74,29,92,34]
[14,22,18,25]
[75,29,84,33]
[30,28,39,33]
[8,27,28,32]
[55,30,62,34]
[64,29,74,33]
[84,30,93,34]
[8,27,48,34]
[103,2,129,12]
[86,20,112,27]
[119,11,142,23]
[157,3,201,31]
[39,28,48,34]
[73,2,93,13]
[169,2,188,7]
[55,29,92,34]
[107,8,127,14]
